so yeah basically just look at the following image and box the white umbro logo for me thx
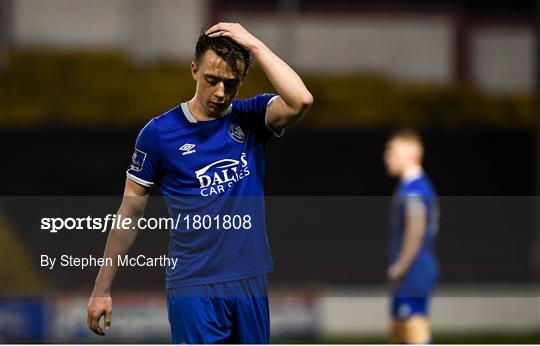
[179,143,196,156]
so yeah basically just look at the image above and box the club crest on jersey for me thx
[228,122,246,143]
[195,153,250,196]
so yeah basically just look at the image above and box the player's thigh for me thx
[391,295,431,343]
[231,275,270,344]
[401,315,431,344]
[167,292,233,344]
[232,296,270,343]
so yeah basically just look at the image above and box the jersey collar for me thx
[401,166,423,184]
[180,102,232,123]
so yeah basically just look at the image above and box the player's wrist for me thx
[390,261,403,274]
[91,284,111,297]
[247,39,267,55]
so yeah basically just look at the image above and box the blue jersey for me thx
[390,172,439,282]
[126,93,280,288]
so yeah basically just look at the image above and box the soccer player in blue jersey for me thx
[383,130,439,344]
[86,23,313,343]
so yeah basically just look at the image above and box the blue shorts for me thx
[391,260,437,319]
[391,296,430,320]
[167,275,269,344]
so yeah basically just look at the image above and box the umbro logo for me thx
[179,143,196,156]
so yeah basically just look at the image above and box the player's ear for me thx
[191,61,199,80]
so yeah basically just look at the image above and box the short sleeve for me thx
[237,93,283,139]
[402,191,427,215]
[126,119,161,187]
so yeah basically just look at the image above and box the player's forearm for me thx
[395,235,422,272]
[250,41,313,115]
[92,229,139,295]
[395,215,426,272]
[92,205,142,296]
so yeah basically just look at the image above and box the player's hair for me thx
[194,32,252,79]
[388,128,424,156]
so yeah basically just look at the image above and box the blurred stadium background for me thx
[0,0,539,343]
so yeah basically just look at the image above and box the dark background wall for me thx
[1,128,534,196]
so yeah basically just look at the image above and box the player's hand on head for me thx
[87,296,112,336]
[205,22,260,51]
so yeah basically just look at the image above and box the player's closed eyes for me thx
[206,77,218,85]
[205,77,239,89]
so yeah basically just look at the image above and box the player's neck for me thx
[187,97,231,122]
[187,98,216,122]
[401,165,423,183]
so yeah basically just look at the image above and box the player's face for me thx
[192,49,244,116]
[384,139,405,177]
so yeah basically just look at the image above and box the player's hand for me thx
[87,295,112,336]
[205,23,261,51]
[387,263,405,284]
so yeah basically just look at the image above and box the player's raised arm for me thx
[206,22,313,130]
[87,178,150,336]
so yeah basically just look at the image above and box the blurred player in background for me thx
[383,129,439,344]
[86,22,312,344]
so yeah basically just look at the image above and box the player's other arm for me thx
[206,23,313,130]
[87,178,149,336]
[388,198,427,283]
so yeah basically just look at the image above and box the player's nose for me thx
[214,82,225,98]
